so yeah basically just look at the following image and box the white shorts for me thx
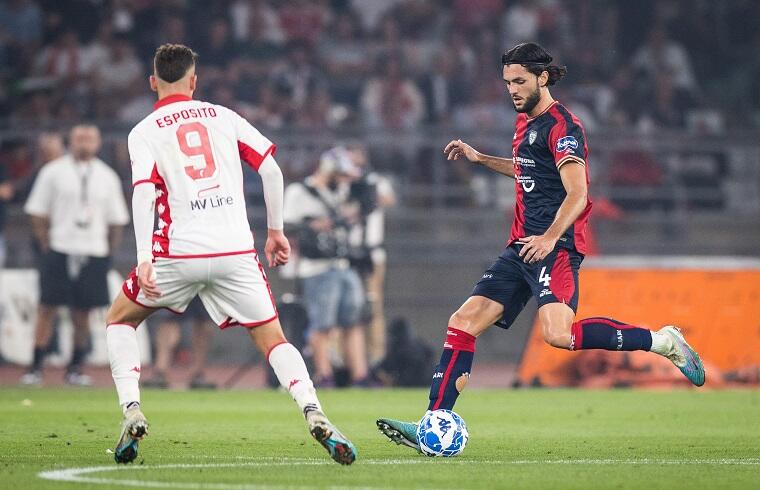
[122,252,277,329]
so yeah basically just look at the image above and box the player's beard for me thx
[512,85,541,114]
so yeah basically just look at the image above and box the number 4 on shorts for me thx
[539,266,551,287]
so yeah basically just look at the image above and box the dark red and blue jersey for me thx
[508,101,593,255]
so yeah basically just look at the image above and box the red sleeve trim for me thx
[238,141,277,172]
[556,155,586,169]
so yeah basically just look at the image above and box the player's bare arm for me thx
[108,224,124,255]
[444,139,515,178]
[29,214,50,252]
[519,161,588,264]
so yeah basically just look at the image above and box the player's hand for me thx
[137,261,161,298]
[443,139,482,163]
[265,229,290,267]
[518,235,557,264]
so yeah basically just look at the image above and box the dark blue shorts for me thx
[471,244,583,329]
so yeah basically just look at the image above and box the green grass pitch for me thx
[1,388,758,489]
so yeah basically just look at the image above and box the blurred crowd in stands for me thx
[1,0,759,223]
[1,0,757,132]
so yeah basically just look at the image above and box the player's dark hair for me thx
[501,42,567,86]
[153,43,198,83]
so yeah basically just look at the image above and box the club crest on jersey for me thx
[528,130,537,145]
[556,136,578,154]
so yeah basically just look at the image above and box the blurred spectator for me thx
[452,79,513,130]
[0,0,43,73]
[1,139,33,179]
[360,56,425,129]
[347,144,396,365]
[350,0,403,33]
[283,147,369,387]
[500,0,540,48]
[118,83,155,124]
[82,22,114,72]
[32,29,89,81]
[294,85,348,129]
[20,125,129,386]
[271,41,326,111]
[0,0,42,46]
[6,132,66,202]
[93,35,142,95]
[230,0,285,45]
[452,0,503,33]
[246,82,287,129]
[201,18,236,69]
[278,0,329,46]
[36,132,66,165]
[419,50,469,123]
[318,11,371,106]
[632,26,698,95]
[0,164,12,266]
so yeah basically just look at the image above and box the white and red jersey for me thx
[128,94,275,258]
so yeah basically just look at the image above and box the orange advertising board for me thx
[518,267,760,386]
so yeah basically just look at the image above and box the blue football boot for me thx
[660,326,706,386]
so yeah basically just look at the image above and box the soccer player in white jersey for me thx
[105,44,356,465]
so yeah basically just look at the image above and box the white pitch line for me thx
[37,458,760,490]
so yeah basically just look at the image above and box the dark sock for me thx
[427,327,475,411]
[571,317,652,351]
[67,347,89,373]
[31,347,46,372]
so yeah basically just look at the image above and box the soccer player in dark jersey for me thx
[377,42,705,452]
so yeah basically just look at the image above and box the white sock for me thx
[268,342,322,414]
[649,331,672,356]
[106,323,141,411]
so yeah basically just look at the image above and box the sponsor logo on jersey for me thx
[516,175,535,192]
[482,273,493,279]
[433,372,444,379]
[528,130,538,145]
[190,195,235,211]
[556,136,578,154]
[539,288,551,298]
[514,156,535,167]
[616,329,624,350]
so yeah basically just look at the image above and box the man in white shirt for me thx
[22,125,130,386]
[283,148,369,387]
[104,44,355,466]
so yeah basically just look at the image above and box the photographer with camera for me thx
[345,144,396,366]
[283,147,369,387]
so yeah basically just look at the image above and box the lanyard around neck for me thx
[75,162,92,206]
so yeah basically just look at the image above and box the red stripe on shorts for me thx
[549,248,574,303]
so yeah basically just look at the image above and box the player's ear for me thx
[149,75,158,92]
[539,70,549,87]
[189,74,197,92]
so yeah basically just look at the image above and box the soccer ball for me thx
[416,409,469,457]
